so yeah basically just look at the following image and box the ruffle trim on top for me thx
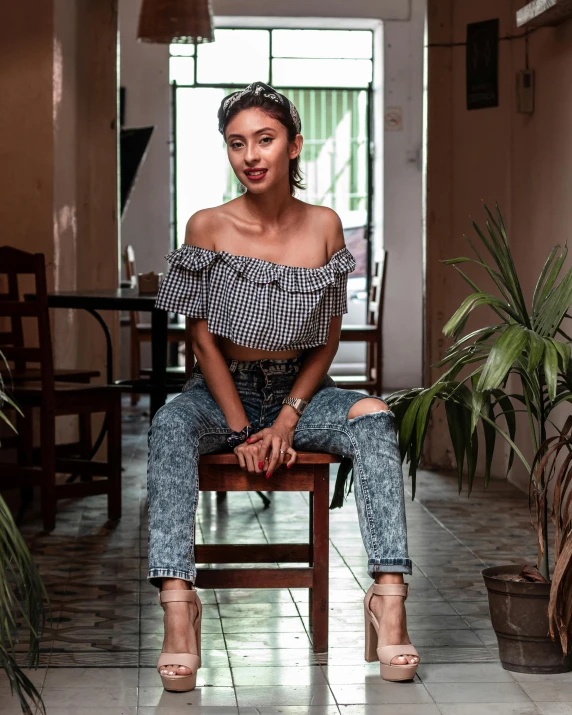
[164,245,356,293]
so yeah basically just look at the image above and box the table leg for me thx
[86,308,113,385]
[150,308,168,420]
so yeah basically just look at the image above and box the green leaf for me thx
[413,384,443,461]
[482,394,496,487]
[532,244,563,314]
[543,338,559,402]
[527,330,545,373]
[550,337,571,373]
[443,292,520,339]
[477,324,529,392]
[470,375,486,435]
[463,405,479,496]
[397,394,422,464]
[491,389,517,476]
[445,401,466,492]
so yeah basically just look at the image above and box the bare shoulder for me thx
[307,205,345,259]
[184,207,222,249]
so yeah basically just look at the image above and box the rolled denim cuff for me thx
[368,558,412,576]
[148,567,196,589]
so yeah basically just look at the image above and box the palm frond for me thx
[0,350,49,714]
[531,419,572,652]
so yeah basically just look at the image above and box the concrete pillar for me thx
[0,0,119,382]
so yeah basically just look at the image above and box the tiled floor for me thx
[2,397,571,714]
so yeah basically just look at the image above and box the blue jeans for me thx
[147,357,412,587]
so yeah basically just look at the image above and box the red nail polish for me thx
[287,464,291,469]
[258,461,264,469]
[266,472,271,478]
[246,438,251,443]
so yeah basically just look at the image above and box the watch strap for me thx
[282,396,309,416]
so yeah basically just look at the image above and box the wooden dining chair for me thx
[195,451,338,652]
[0,247,122,532]
[124,245,185,404]
[0,247,99,385]
[338,250,387,396]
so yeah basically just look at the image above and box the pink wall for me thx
[0,1,119,447]
[426,0,572,490]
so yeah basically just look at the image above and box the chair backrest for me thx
[367,250,387,328]
[124,244,136,282]
[0,246,55,392]
[124,244,140,326]
[184,317,197,381]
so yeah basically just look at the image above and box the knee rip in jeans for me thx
[347,397,390,422]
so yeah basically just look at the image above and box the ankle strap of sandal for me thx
[370,583,409,598]
[159,588,197,605]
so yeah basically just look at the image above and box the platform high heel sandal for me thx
[157,588,202,692]
[364,583,420,682]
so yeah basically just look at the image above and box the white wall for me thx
[119,0,425,389]
[119,0,171,278]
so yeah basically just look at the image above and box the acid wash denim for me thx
[147,357,412,587]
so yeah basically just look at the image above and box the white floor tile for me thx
[331,682,433,705]
[425,681,531,703]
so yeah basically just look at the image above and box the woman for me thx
[148,81,419,692]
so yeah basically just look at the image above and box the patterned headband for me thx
[218,81,302,135]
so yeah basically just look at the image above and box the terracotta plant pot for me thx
[482,564,572,674]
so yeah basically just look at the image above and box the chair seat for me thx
[7,367,100,383]
[200,452,340,465]
[12,381,124,407]
[136,322,184,334]
[340,325,378,341]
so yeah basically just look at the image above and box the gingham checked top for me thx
[155,245,356,351]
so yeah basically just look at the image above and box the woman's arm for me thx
[184,211,249,432]
[189,319,249,432]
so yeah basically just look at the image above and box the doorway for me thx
[170,27,376,374]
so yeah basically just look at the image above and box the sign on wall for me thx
[466,19,499,110]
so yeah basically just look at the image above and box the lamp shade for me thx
[137,0,215,44]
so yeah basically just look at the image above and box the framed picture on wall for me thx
[466,19,499,110]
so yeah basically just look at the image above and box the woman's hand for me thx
[246,424,297,477]
[233,442,266,474]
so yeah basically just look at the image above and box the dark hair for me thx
[218,92,305,196]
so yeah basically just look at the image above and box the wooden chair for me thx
[124,244,185,404]
[195,452,339,652]
[0,247,122,532]
[338,250,387,396]
[0,248,99,385]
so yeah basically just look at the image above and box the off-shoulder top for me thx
[155,245,356,351]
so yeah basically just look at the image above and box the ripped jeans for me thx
[147,357,412,587]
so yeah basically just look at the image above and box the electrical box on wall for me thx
[516,69,535,114]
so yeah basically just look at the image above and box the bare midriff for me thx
[216,335,302,361]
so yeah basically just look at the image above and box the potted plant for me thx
[387,205,572,673]
[0,355,49,714]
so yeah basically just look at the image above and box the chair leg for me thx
[130,331,140,406]
[312,465,329,653]
[40,410,57,532]
[374,339,383,396]
[308,491,314,632]
[16,409,35,524]
[366,341,374,395]
[78,413,93,481]
[107,395,122,521]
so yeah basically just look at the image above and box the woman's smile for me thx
[244,168,268,181]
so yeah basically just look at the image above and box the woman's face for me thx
[224,107,302,195]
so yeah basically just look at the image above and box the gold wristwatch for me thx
[282,396,309,416]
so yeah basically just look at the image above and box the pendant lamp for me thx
[137,0,215,44]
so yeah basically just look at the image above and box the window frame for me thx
[169,27,374,91]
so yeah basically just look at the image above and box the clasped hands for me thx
[233,423,297,478]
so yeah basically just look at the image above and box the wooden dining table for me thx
[26,287,169,419]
